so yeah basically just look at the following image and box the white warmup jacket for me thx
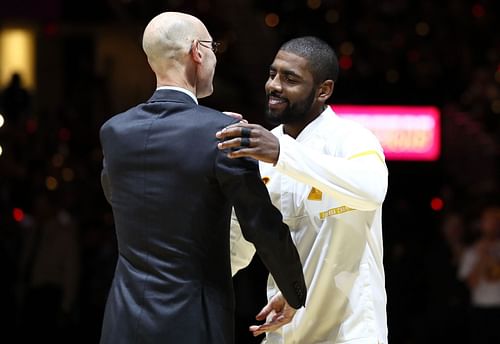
[231,106,389,344]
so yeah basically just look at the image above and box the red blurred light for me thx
[339,55,352,70]
[43,22,59,36]
[472,4,485,18]
[13,208,25,222]
[430,197,444,211]
[58,128,71,141]
[26,119,37,134]
[407,50,420,63]
[264,13,280,28]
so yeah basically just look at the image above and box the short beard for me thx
[265,89,316,126]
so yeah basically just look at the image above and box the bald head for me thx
[142,11,217,97]
[143,12,207,72]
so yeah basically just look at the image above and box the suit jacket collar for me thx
[147,89,198,105]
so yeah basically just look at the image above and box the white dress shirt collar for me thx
[156,86,198,104]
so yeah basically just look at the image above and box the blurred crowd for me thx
[0,71,117,343]
[1,0,500,343]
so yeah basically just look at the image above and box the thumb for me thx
[222,111,243,120]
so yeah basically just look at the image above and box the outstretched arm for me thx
[217,122,388,211]
[216,139,306,309]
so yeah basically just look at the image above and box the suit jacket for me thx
[99,89,306,344]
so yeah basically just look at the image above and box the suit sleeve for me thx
[216,150,306,309]
[101,158,112,204]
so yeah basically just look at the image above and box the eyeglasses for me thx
[197,40,221,53]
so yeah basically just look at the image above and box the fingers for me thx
[222,111,243,120]
[249,324,267,337]
[215,123,280,164]
[255,303,273,321]
[249,325,265,337]
[216,124,258,150]
[240,137,251,148]
[249,293,294,337]
[249,315,289,337]
[216,123,259,140]
[215,126,236,141]
[241,127,252,138]
[216,137,252,151]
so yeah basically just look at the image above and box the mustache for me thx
[267,92,288,102]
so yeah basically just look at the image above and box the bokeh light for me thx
[45,176,58,191]
[52,153,65,168]
[0,113,4,127]
[430,197,444,211]
[416,22,430,36]
[58,127,71,141]
[407,49,420,63]
[491,100,500,114]
[43,22,59,36]
[339,41,354,56]
[472,3,485,18]
[26,118,37,134]
[62,168,75,182]
[339,55,352,70]
[13,208,25,222]
[307,0,321,10]
[325,9,339,23]
[0,27,35,89]
[265,13,280,28]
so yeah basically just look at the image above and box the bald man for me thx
[98,12,306,344]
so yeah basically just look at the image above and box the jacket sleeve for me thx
[101,158,112,204]
[275,129,388,211]
[216,149,306,309]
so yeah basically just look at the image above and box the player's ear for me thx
[317,80,334,101]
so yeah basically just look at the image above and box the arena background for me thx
[1,1,499,343]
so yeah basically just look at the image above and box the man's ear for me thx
[190,40,203,64]
[317,80,334,102]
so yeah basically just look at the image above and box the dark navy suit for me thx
[99,89,306,344]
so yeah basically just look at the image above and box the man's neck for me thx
[283,105,327,139]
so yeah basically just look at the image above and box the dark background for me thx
[1,0,499,343]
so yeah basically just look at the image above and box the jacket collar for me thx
[147,88,198,105]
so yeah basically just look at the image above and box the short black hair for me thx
[280,36,339,84]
